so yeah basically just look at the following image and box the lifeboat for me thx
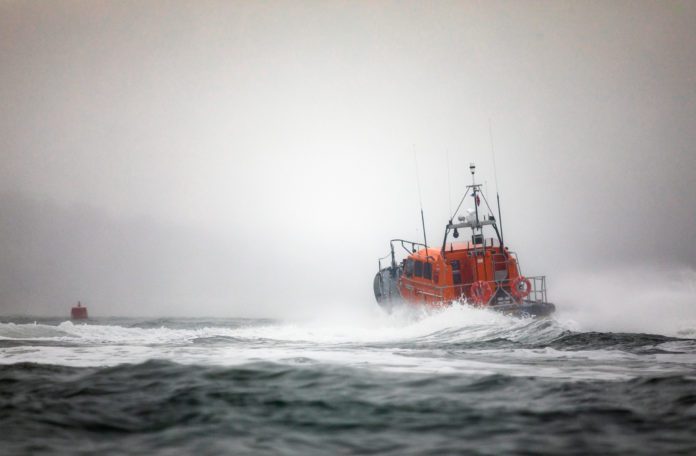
[374,163,555,317]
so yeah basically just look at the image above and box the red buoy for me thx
[71,301,88,320]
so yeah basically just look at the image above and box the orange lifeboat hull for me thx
[374,242,555,317]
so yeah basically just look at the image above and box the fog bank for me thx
[1,1,695,318]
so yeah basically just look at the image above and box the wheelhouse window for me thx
[404,259,414,277]
[451,260,462,285]
[414,260,423,277]
[423,262,432,280]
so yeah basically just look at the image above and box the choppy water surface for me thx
[2,307,696,455]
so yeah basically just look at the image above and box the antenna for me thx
[488,119,504,245]
[470,162,479,225]
[446,150,452,215]
[414,147,428,252]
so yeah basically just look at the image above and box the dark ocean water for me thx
[1,309,696,455]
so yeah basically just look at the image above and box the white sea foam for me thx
[2,307,694,380]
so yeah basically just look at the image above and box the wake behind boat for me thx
[374,163,555,317]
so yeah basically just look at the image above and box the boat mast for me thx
[441,161,506,256]
[420,209,428,253]
[414,148,429,253]
[470,163,479,227]
[470,163,486,282]
[489,120,504,246]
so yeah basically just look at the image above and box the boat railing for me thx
[400,275,548,305]
[493,276,547,305]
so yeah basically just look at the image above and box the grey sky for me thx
[1,1,695,316]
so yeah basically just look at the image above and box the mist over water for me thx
[1,0,696,318]
[2,1,696,454]
[552,266,696,337]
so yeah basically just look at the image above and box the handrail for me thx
[400,275,547,304]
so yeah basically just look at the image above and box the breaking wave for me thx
[1,306,694,379]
